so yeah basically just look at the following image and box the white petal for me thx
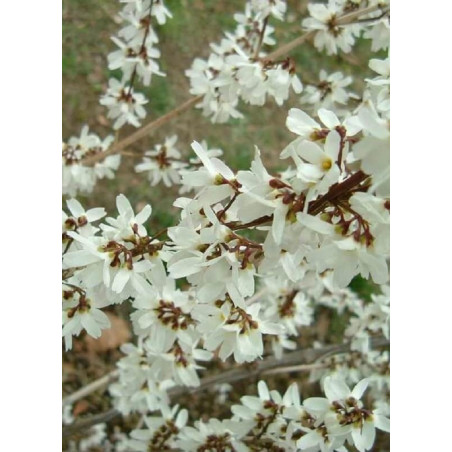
[112,269,130,293]
[135,204,152,224]
[80,313,102,338]
[318,108,340,128]
[324,376,350,402]
[286,108,319,136]
[351,378,369,399]
[258,381,270,400]
[86,207,106,222]
[116,194,133,218]
[374,414,390,432]
[324,130,341,160]
[66,198,84,217]
[297,141,324,165]
[297,212,335,235]
[303,397,330,413]
[272,202,288,244]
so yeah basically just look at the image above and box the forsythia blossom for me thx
[100,0,172,128]
[63,2,390,450]
[186,1,302,123]
[62,126,120,197]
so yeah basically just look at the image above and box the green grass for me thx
[146,75,174,116]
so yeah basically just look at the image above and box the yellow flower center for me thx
[322,158,332,170]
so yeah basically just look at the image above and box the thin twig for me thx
[126,0,155,97]
[62,369,119,407]
[254,16,269,60]
[82,95,203,166]
[308,170,369,215]
[262,362,328,376]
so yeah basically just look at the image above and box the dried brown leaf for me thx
[85,313,131,353]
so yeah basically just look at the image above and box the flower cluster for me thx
[300,70,357,114]
[186,1,303,123]
[135,135,186,187]
[100,0,172,129]
[113,378,389,451]
[302,0,390,55]
[62,126,120,196]
[62,1,390,450]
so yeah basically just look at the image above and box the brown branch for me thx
[254,16,269,60]
[82,95,203,166]
[62,336,389,437]
[63,370,119,407]
[226,215,273,231]
[308,170,369,216]
[265,3,382,61]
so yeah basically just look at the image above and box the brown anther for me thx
[77,216,88,227]
[310,129,329,141]
[64,218,77,230]
[269,178,289,189]
[282,192,295,205]
[63,290,73,300]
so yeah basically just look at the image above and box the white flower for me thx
[302,1,360,55]
[101,194,152,240]
[78,424,108,451]
[131,278,194,350]
[127,405,187,451]
[300,377,389,452]
[250,0,287,21]
[181,141,236,205]
[307,236,389,288]
[146,338,212,387]
[63,234,115,288]
[135,135,187,187]
[110,341,175,415]
[151,0,172,25]
[62,287,111,350]
[118,6,159,45]
[176,419,249,452]
[108,37,164,86]
[296,426,345,452]
[363,15,389,51]
[353,105,390,196]
[325,377,389,452]
[263,287,313,336]
[62,199,106,240]
[232,380,294,427]
[62,126,119,196]
[193,300,283,363]
[287,130,343,202]
[100,78,148,129]
[284,108,361,146]
[301,70,356,111]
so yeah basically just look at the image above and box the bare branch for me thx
[63,369,119,407]
[82,95,203,166]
